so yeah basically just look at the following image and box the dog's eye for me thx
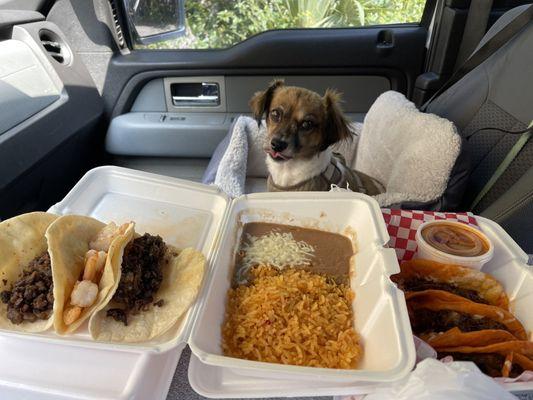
[270,110,281,123]
[301,120,314,131]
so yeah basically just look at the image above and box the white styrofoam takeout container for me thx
[188,216,533,398]
[0,167,229,399]
[0,166,414,398]
[0,166,530,399]
[189,192,416,383]
[0,166,415,399]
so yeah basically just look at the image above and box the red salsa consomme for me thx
[421,222,489,257]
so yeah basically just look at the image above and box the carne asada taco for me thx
[47,215,134,334]
[393,259,509,309]
[0,212,59,332]
[406,290,527,340]
[89,227,205,343]
[437,340,533,377]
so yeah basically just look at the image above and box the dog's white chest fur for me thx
[266,148,332,187]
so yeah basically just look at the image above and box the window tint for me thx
[137,0,426,50]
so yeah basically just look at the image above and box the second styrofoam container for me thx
[189,191,416,383]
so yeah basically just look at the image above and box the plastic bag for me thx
[341,358,517,400]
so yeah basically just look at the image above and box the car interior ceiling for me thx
[0,0,531,252]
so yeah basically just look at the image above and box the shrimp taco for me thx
[47,215,134,334]
[406,290,527,340]
[392,259,509,309]
[89,225,205,343]
[0,212,59,332]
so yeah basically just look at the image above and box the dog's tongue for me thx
[269,150,285,159]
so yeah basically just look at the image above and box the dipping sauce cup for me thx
[415,220,494,270]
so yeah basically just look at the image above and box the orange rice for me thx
[221,265,362,369]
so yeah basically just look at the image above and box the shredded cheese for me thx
[236,232,315,283]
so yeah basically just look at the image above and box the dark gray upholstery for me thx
[427,5,533,252]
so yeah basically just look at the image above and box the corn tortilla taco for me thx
[406,289,526,340]
[420,327,518,348]
[47,215,134,334]
[437,340,533,377]
[392,259,509,309]
[89,228,205,343]
[0,212,59,332]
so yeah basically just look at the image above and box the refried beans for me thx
[235,222,354,284]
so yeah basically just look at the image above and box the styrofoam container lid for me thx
[189,192,416,383]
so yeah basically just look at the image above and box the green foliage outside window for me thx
[139,0,426,49]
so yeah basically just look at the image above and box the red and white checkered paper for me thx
[381,209,479,263]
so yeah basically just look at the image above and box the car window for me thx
[136,0,427,50]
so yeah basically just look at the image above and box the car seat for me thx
[426,4,533,252]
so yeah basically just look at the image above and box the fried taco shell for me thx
[0,212,58,332]
[47,215,134,334]
[407,290,526,340]
[420,327,518,348]
[393,259,509,309]
[437,340,533,377]
[89,230,206,343]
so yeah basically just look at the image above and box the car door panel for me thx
[107,74,390,158]
[0,17,103,218]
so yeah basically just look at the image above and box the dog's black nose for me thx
[271,138,288,152]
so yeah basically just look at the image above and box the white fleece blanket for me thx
[210,91,460,207]
[355,91,461,207]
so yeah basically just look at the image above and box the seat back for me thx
[427,5,533,252]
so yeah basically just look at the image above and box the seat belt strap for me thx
[454,0,494,70]
[471,121,533,209]
[421,4,533,111]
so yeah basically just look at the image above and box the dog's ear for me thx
[321,89,352,150]
[249,79,284,126]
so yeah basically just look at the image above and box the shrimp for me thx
[83,250,107,283]
[89,222,132,252]
[63,305,82,325]
[70,280,98,307]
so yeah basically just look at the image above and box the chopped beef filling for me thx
[106,308,127,325]
[510,363,525,378]
[401,278,487,304]
[412,309,507,335]
[0,252,53,324]
[106,234,166,325]
[438,352,506,377]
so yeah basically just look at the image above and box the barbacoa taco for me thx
[406,290,527,340]
[47,215,134,334]
[420,327,518,348]
[0,212,59,332]
[392,259,509,309]
[89,225,205,343]
[437,340,533,378]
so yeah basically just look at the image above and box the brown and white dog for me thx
[250,80,384,194]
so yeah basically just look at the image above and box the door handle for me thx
[172,94,220,106]
[171,82,220,107]
[376,29,394,56]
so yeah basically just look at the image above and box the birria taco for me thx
[406,290,527,340]
[47,215,134,334]
[392,259,509,309]
[437,339,533,377]
[0,212,59,332]
[89,224,205,343]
